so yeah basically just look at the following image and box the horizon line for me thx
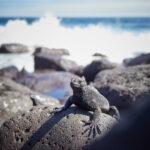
[0,15,150,18]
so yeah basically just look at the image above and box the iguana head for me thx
[70,76,87,90]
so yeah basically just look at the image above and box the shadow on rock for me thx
[20,108,76,150]
[0,105,116,150]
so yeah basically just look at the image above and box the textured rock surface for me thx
[85,94,150,150]
[0,77,59,127]
[83,59,116,82]
[0,43,29,53]
[94,65,150,109]
[0,66,19,79]
[0,105,116,150]
[34,53,78,71]
[33,47,69,55]
[0,77,33,126]
[0,91,33,124]
[123,53,150,67]
[30,94,59,106]
[16,71,77,103]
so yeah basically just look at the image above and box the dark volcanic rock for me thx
[0,66,19,79]
[0,43,29,53]
[0,105,116,150]
[30,94,59,106]
[83,59,116,82]
[34,53,78,71]
[33,47,70,55]
[69,65,84,77]
[0,76,59,106]
[16,71,75,93]
[123,53,150,67]
[0,77,35,95]
[0,77,59,127]
[0,91,33,125]
[85,94,150,150]
[94,65,150,109]
[16,71,77,103]
[0,77,33,126]
[93,53,107,58]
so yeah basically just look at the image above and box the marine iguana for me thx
[54,76,120,136]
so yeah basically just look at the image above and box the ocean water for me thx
[0,14,150,72]
[1,16,150,32]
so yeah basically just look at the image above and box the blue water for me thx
[44,88,69,100]
[0,17,39,26]
[0,17,150,32]
[61,17,150,32]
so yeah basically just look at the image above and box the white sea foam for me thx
[0,14,150,72]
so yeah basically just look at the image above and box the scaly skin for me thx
[54,76,120,137]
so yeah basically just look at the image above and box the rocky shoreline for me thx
[0,43,150,150]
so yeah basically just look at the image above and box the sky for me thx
[0,0,150,17]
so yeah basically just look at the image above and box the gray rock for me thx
[0,43,29,53]
[0,91,33,123]
[0,105,116,150]
[123,53,150,67]
[93,53,107,58]
[16,71,77,103]
[0,77,59,106]
[0,66,19,79]
[0,77,33,126]
[30,94,59,106]
[0,77,35,95]
[83,59,116,82]
[0,77,59,127]
[69,65,84,77]
[33,47,70,55]
[94,65,150,109]
[34,53,78,71]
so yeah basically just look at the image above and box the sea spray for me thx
[0,14,150,72]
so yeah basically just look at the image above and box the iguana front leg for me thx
[54,96,73,113]
[83,107,101,137]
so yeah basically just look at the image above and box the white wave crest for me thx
[0,14,150,71]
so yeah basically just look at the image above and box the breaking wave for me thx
[0,14,150,71]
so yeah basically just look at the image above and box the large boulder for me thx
[94,65,150,109]
[16,71,77,104]
[33,47,69,56]
[85,94,150,150]
[0,76,59,106]
[34,53,78,71]
[0,66,19,79]
[0,105,117,150]
[123,53,150,67]
[0,77,59,127]
[83,59,116,82]
[0,43,29,53]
